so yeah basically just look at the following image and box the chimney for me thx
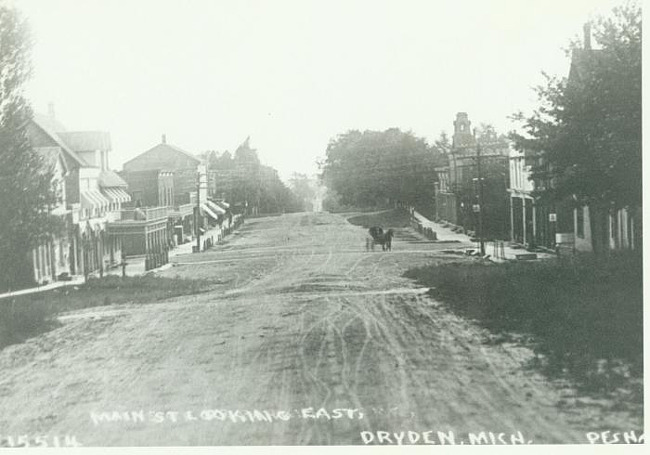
[162,134,167,144]
[583,23,591,50]
[48,102,55,118]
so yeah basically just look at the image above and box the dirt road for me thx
[0,212,640,446]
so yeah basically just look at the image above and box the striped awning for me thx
[81,189,110,211]
[206,200,226,215]
[102,187,131,203]
[201,203,219,221]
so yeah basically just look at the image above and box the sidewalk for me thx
[0,276,86,300]
[412,210,555,262]
[0,225,229,300]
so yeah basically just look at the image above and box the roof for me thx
[99,170,128,188]
[30,116,88,167]
[123,142,201,171]
[212,199,230,209]
[32,113,67,133]
[58,131,111,152]
[164,143,200,162]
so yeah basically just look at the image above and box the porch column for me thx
[531,199,537,246]
[509,195,515,241]
[522,197,527,245]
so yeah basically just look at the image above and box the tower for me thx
[452,112,475,149]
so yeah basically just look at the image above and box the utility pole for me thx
[474,129,485,256]
[195,171,202,253]
[476,140,486,255]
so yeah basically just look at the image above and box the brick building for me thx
[122,135,201,205]
[434,113,510,239]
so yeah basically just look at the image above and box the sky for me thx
[13,0,630,181]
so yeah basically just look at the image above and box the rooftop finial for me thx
[162,134,167,144]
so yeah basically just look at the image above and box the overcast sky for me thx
[15,0,626,180]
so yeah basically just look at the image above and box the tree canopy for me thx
[0,1,63,289]
[208,140,301,214]
[320,128,444,208]
[511,3,641,212]
[289,173,317,212]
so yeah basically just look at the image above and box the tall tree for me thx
[320,128,439,209]
[433,131,451,156]
[209,141,299,214]
[289,173,316,212]
[0,1,61,289]
[511,2,641,253]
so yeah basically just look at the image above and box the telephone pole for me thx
[195,171,202,253]
[475,132,485,256]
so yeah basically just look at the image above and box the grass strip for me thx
[405,252,643,395]
[0,275,211,350]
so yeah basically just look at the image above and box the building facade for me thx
[122,135,201,205]
[28,145,71,285]
[508,147,574,251]
[26,110,131,282]
[120,136,218,252]
[434,113,510,240]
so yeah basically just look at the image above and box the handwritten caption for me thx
[0,434,81,448]
[91,407,363,426]
[585,431,644,444]
[360,430,533,445]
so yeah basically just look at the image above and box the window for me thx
[59,242,66,267]
[34,246,40,274]
[45,244,50,276]
[576,207,584,238]
[132,191,143,206]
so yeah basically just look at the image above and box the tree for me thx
[511,2,641,253]
[320,128,440,209]
[433,130,451,156]
[208,139,299,214]
[0,1,62,290]
[289,173,316,212]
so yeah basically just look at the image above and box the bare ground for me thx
[0,212,641,446]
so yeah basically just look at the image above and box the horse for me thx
[367,226,394,252]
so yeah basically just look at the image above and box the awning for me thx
[81,189,110,211]
[116,188,131,202]
[206,200,226,215]
[101,188,118,202]
[102,187,131,203]
[201,203,219,221]
[215,200,230,209]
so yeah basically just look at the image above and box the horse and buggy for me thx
[365,226,394,252]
